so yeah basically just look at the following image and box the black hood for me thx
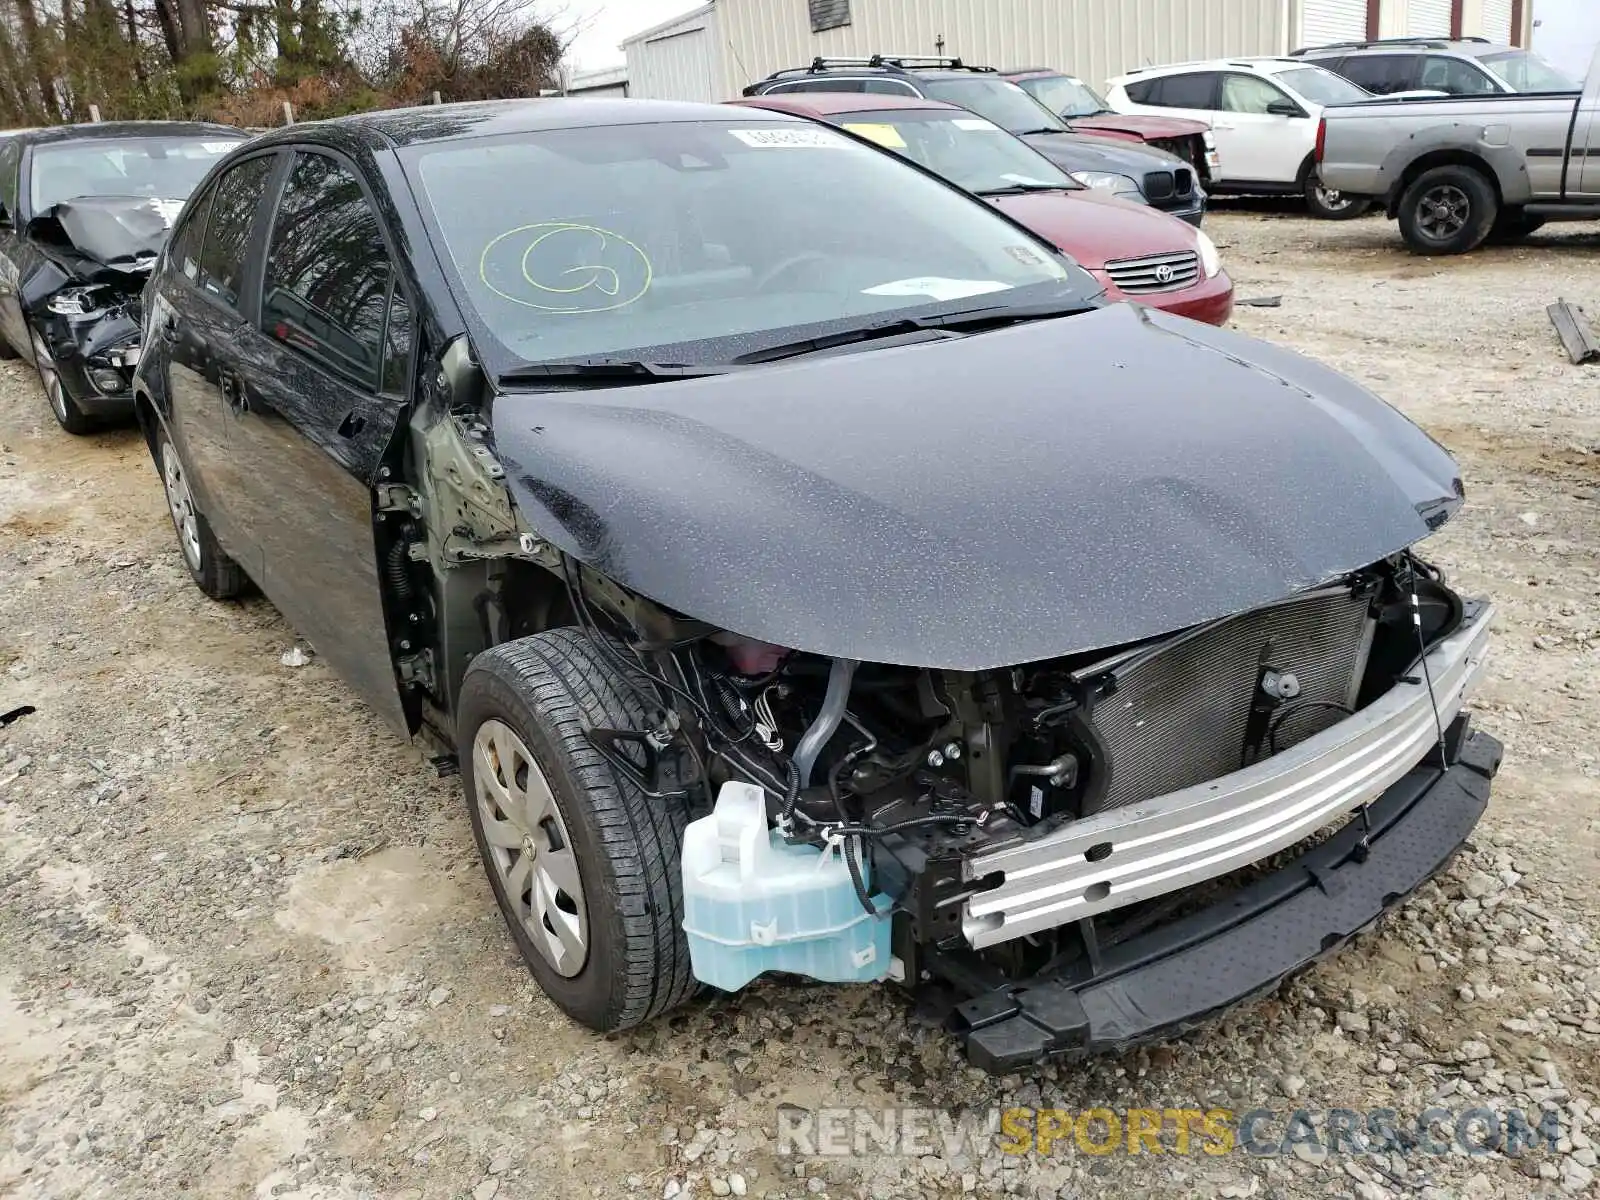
[1022,131,1188,178]
[51,195,181,271]
[491,304,1463,669]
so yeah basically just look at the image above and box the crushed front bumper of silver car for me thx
[962,601,1495,950]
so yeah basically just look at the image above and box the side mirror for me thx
[1266,100,1305,118]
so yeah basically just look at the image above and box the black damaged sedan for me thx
[134,100,1500,1069]
[0,121,245,432]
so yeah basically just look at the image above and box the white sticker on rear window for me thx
[951,118,1002,132]
[728,127,846,149]
[863,277,1012,301]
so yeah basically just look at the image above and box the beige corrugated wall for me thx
[714,0,1290,97]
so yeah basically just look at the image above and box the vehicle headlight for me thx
[46,285,110,316]
[1071,171,1141,199]
[1195,230,1222,279]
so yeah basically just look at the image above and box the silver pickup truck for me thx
[1317,44,1600,254]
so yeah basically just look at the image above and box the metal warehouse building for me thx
[621,0,1536,102]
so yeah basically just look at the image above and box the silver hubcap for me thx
[473,719,588,977]
[161,441,203,571]
[1314,185,1350,210]
[32,332,67,422]
[1418,185,1469,239]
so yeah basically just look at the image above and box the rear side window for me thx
[169,186,213,282]
[1151,72,1219,109]
[197,155,274,308]
[1336,54,1419,94]
[1122,79,1157,104]
[261,151,392,389]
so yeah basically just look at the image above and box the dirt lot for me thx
[2,209,1599,1200]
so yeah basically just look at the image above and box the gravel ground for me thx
[2,207,1599,1200]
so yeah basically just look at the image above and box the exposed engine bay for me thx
[18,197,177,399]
[542,548,1469,986]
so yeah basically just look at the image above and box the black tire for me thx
[1397,164,1498,255]
[457,629,698,1033]
[0,330,20,360]
[30,324,95,435]
[1304,176,1372,220]
[1487,210,1547,243]
[155,425,247,599]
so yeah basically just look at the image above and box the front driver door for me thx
[1214,73,1310,185]
[0,139,29,356]
[222,147,414,734]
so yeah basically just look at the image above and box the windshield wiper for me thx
[497,358,729,387]
[1017,127,1067,136]
[975,182,1073,196]
[732,299,1096,366]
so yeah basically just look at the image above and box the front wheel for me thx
[456,629,699,1033]
[31,326,94,434]
[1304,178,1372,220]
[1397,165,1498,255]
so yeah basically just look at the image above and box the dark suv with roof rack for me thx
[1292,36,1577,96]
[742,55,1207,226]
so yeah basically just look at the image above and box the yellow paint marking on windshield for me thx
[842,123,908,150]
[477,221,653,313]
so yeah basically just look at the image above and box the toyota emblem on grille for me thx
[1154,263,1176,284]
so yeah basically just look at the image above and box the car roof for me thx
[1294,38,1514,59]
[730,93,956,117]
[277,97,804,148]
[14,120,244,145]
[1110,57,1305,82]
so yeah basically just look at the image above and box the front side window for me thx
[30,135,243,214]
[404,120,1080,373]
[1273,66,1370,105]
[1015,74,1114,118]
[834,111,1077,194]
[1481,50,1577,92]
[197,154,274,309]
[1221,73,1295,114]
[1419,55,1500,95]
[262,151,392,388]
[918,77,1068,133]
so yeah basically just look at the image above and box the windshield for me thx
[835,111,1078,193]
[1274,66,1371,105]
[30,136,243,213]
[1480,50,1577,91]
[918,77,1069,133]
[405,121,1082,370]
[1014,74,1112,118]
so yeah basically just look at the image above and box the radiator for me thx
[1078,586,1375,814]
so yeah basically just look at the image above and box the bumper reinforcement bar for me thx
[948,722,1501,1071]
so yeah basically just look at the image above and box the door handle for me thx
[219,368,249,414]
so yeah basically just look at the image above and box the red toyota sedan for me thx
[730,93,1233,326]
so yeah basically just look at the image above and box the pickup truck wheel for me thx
[1304,179,1372,220]
[456,629,698,1033]
[157,426,247,599]
[1487,210,1547,243]
[1397,165,1497,255]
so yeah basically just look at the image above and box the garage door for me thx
[1300,0,1368,48]
[1480,0,1514,43]
[1407,0,1453,37]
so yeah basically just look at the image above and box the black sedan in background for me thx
[0,121,244,432]
[133,100,1495,1067]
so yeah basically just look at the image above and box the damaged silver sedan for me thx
[0,121,245,433]
[132,100,1501,1071]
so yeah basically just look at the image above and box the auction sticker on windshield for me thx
[729,128,847,149]
[864,277,1012,301]
[842,123,908,150]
